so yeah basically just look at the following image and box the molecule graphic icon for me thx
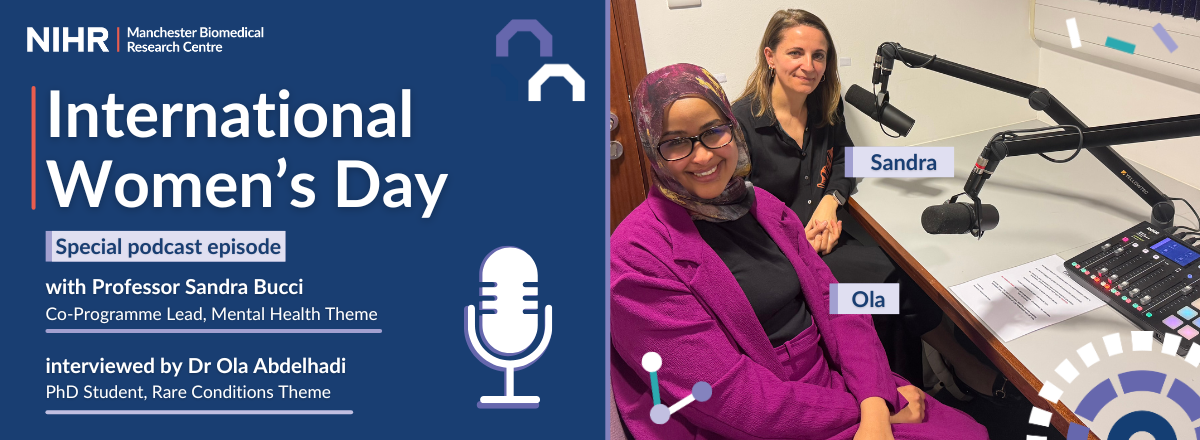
[642,352,712,425]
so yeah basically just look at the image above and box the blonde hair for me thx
[738,9,841,128]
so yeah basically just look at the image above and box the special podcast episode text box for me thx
[46,231,286,262]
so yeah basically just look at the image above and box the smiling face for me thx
[660,97,738,200]
[765,25,828,96]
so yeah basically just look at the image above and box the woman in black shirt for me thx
[732,9,1020,405]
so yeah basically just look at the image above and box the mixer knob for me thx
[1114,247,1125,254]
[1119,281,1130,289]
[1110,274,1120,281]
[1142,295,1152,303]
[1183,286,1194,294]
[1130,288,1140,296]
[1102,243,1112,251]
[1099,268,1109,274]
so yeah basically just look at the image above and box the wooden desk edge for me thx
[847,197,1096,439]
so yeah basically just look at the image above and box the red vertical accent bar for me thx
[117,27,120,52]
[31,86,36,210]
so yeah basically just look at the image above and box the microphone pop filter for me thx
[922,203,1000,235]
[922,203,972,234]
[845,83,915,136]
[845,84,878,119]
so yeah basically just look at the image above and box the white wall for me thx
[634,0,1041,148]
[1036,47,1200,190]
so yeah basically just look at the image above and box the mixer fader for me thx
[1066,222,1200,356]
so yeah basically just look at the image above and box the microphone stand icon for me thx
[465,247,552,409]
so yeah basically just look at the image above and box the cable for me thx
[1036,125,1084,163]
[882,42,938,69]
[1170,197,1200,230]
[983,125,1085,163]
[879,121,901,138]
[870,43,935,138]
[872,83,902,138]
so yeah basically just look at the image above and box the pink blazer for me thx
[611,187,903,439]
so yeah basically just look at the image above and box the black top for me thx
[733,95,874,244]
[695,215,811,347]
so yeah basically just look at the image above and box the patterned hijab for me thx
[632,64,754,222]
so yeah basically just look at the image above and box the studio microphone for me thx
[846,84,916,137]
[921,202,1000,235]
[465,246,552,409]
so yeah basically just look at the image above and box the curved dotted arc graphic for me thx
[1030,330,1200,440]
[495,19,552,57]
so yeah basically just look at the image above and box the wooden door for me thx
[609,0,650,232]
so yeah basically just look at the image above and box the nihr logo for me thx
[27,27,110,52]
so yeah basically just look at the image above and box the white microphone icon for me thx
[465,246,552,409]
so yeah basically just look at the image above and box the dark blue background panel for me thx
[1,1,607,438]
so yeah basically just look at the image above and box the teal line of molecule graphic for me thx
[642,352,712,425]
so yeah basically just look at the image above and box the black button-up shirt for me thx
[733,96,871,243]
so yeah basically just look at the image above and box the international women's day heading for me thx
[36,88,446,215]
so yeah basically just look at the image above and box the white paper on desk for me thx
[950,255,1104,342]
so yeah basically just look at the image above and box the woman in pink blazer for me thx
[610,63,988,440]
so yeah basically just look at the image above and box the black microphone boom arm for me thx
[981,114,1200,227]
[990,114,1200,157]
[872,42,1195,230]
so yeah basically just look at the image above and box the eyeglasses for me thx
[655,124,734,161]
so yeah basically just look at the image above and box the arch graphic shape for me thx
[528,64,585,101]
[496,19,552,57]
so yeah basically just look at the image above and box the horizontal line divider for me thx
[46,329,381,334]
[46,410,352,415]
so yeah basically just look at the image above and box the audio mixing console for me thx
[1066,222,1200,356]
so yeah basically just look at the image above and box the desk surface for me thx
[849,120,1200,438]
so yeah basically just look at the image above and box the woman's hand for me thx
[809,195,842,255]
[823,220,842,255]
[853,421,894,440]
[804,219,829,253]
[854,397,895,440]
[888,385,927,425]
